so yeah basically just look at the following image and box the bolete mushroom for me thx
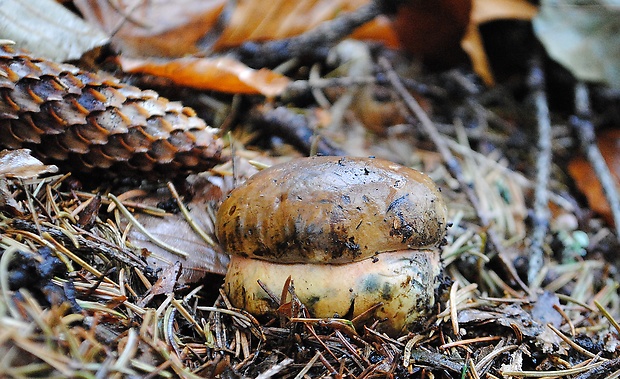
[216,156,448,335]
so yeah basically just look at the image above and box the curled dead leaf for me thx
[462,0,538,85]
[120,56,291,97]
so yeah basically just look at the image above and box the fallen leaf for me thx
[75,0,376,57]
[76,195,101,230]
[533,0,620,88]
[0,179,23,214]
[568,129,620,226]
[150,262,182,295]
[121,167,261,283]
[74,0,226,57]
[212,0,368,50]
[472,0,538,22]
[0,0,108,61]
[531,292,562,326]
[129,201,230,282]
[0,149,57,215]
[461,0,538,85]
[138,262,182,307]
[531,292,565,354]
[120,56,291,97]
[392,0,537,83]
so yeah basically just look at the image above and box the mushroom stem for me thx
[224,249,443,335]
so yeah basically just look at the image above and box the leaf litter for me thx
[2,115,620,377]
[2,1,620,379]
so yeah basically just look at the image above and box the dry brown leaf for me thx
[0,179,22,214]
[120,56,291,97]
[77,0,388,98]
[75,0,380,57]
[390,0,536,81]
[76,0,537,93]
[0,0,108,61]
[568,129,620,226]
[128,199,229,282]
[74,0,226,57]
[461,0,538,85]
[137,262,182,307]
[124,161,262,282]
[212,0,368,50]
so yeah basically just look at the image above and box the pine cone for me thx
[0,43,223,177]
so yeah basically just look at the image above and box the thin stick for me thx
[449,281,460,336]
[440,336,502,350]
[527,57,552,286]
[379,57,530,293]
[502,360,607,377]
[293,351,321,379]
[572,83,620,241]
[547,324,602,360]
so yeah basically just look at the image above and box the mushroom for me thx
[216,156,448,335]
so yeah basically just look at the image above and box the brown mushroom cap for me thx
[216,156,447,264]
[224,250,442,335]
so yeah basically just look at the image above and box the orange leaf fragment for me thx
[568,129,620,226]
[120,56,291,97]
[212,0,368,50]
[351,15,401,49]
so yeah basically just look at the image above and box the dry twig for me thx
[527,57,553,286]
[238,1,382,67]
